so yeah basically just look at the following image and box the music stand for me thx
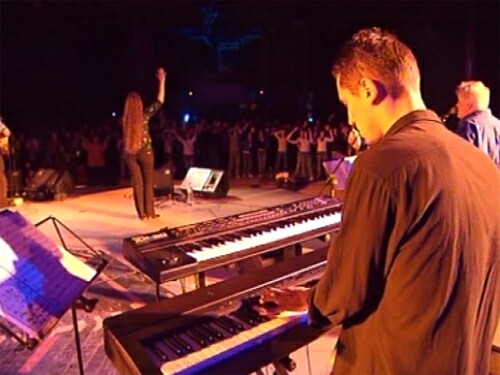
[318,156,357,198]
[180,167,226,196]
[0,210,108,375]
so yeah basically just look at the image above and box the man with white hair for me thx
[455,80,500,167]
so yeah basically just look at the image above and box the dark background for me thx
[1,1,499,131]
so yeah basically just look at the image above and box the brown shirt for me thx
[309,110,500,374]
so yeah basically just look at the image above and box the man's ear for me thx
[360,78,387,105]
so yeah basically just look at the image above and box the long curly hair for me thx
[122,92,144,154]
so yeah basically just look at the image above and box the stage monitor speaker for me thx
[180,167,229,198]
[24,169,74,201]
[153,166,173,197]
[52,170,74,200]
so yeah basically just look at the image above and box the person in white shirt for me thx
[274,128,289,172]
[287,125,314,180]
[314,126,334,179]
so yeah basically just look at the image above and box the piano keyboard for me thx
[183,211,341,262]
[104,247,335,375]
[156,306,308,374]
[123,197,342,284]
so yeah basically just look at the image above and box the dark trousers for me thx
[0,156,7,208]
[126,148,155,218]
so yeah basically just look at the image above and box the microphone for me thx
[441,106,457,121]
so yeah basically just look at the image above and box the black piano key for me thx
[203,320,225,339]
[219,315,245,331]
[198,240,212,248]
[149,342,169,362]
[171,334,194,353]
[213,317,237,334]
[185,329,208,347]
[221,234,236,241]
[193,324,218,342]
[177,244,192,253]
[185,244,202,253]
[191,326,215,343]
[240,229,254,236]
[215,237,227,245]
[180,243,198,252]
[206,238,221,246]
[161,337,185,357]
[231,310,257,326]
[177,332,202,351]
[247,306,271,323]
[240,307,267,323]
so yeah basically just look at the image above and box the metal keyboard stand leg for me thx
[154,275,197,300]
[155,283,161,301]
[195,272,206,288]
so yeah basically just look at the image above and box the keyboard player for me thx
[261,27,500,375]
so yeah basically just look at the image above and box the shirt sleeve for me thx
[308,161,394,327]
[144,101,163,122]
[457,119,480,148]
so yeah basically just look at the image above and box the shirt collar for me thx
[383,110,441,139]
[461,109,491,120]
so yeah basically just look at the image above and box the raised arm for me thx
[0,117,11,138]
[156,67,167,103]
[286,127,299,141]
[325,128,334,142]
[307,128,314,142]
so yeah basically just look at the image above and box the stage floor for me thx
[0,178,340,375]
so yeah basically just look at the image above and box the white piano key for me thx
[185,211,341,263]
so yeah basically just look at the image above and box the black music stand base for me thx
[71,305,85,375]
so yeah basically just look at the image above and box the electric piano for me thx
[104,246,339,375]
[123,197,342,286]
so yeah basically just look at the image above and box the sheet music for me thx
[323,156,357,190]
[0,210,97,340]
[180,167,212,191]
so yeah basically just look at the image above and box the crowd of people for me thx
[2,76,497,211]
[0,113,361,198]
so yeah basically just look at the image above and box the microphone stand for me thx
[6,136,23,205]
[6,137,14,202]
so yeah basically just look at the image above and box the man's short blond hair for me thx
[456,81,490,110]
